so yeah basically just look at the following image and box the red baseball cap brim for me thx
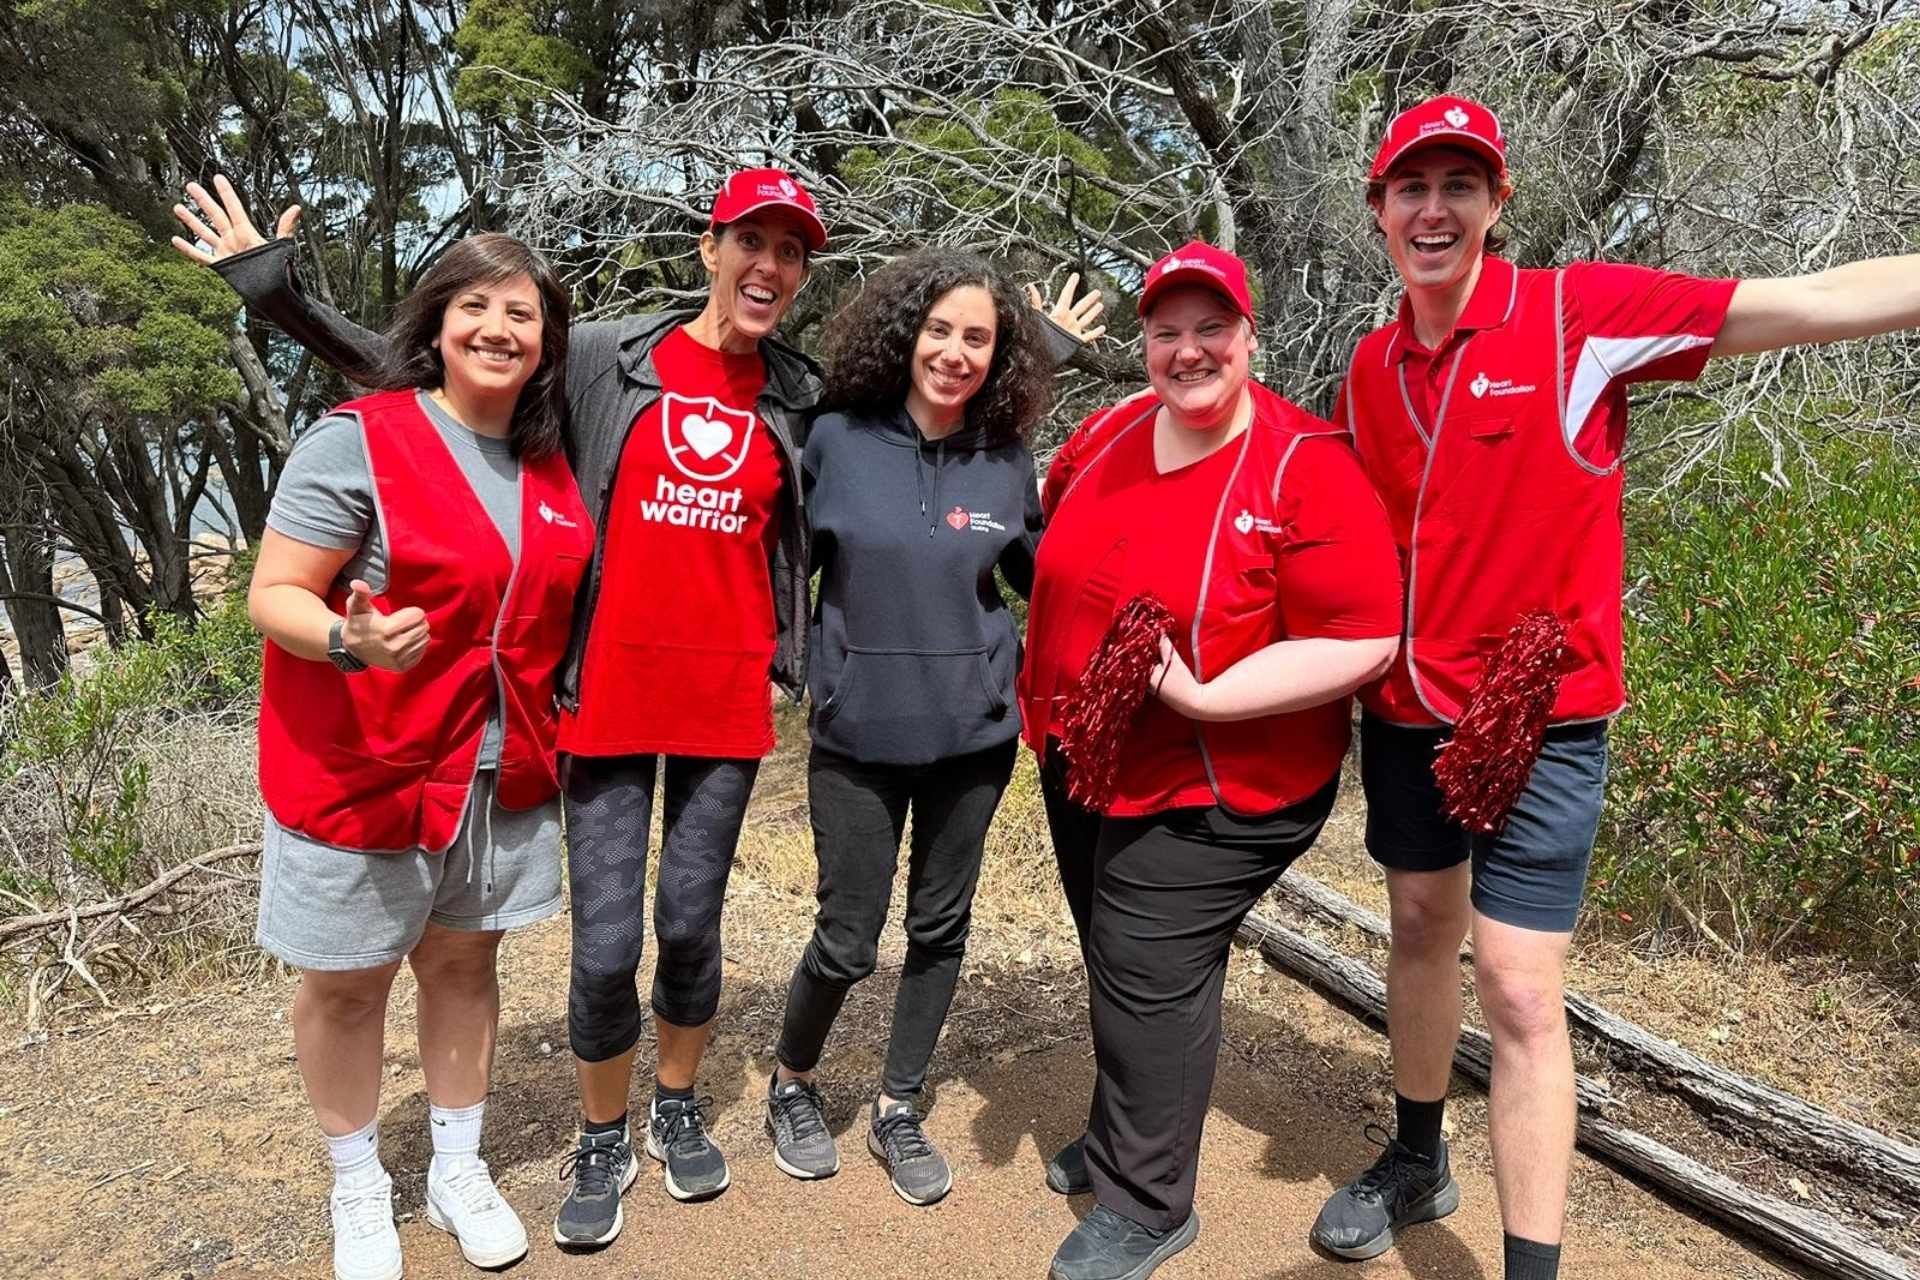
[1373,131,1509,186]
[1137,242,1255,324]
[708,168,828,252]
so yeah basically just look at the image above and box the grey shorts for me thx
[1360,712,1609,934]
[256,770,563,971]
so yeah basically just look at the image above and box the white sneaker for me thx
[330,1170,403,1280]
[426,1156,529,1269]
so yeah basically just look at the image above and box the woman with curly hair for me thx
[760,249,1102,1206]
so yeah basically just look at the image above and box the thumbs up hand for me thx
[341,579,431,672]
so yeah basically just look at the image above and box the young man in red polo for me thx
[1314,94,1920,1280]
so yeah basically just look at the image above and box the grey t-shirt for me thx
[266,390,521,766]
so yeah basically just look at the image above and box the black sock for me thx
[583,1112,626,1137]
[655,1079,694,1105]
[1504,1234,1561,1280]
[1394,1092,1446,1163]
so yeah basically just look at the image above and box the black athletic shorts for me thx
[1360,711,1608,933]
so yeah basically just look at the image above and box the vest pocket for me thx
[1465,415,1515,440]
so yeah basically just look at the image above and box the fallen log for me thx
[1236,910,1913,1280]
[0,843,261,943]
[1270,871,1920,1207]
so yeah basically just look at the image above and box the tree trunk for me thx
[0,523,70,687]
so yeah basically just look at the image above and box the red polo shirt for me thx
[1021,383,1401,816]
[1339,254,1737,725]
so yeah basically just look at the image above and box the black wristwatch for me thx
[328,618,369,673]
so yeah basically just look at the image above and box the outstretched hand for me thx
[1028,272,1109,344]
[169,173,300,267]
[1150,634,1209,719]
[342,579,430,673]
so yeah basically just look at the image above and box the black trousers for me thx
[1083,778,1338,1230]
[1039,738,1101,953]
[776,738,1018,1098]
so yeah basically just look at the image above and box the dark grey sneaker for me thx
[867,1097,952,1206]
[1046,1134,1093,1195]
[552,1126,638,1248]
[646,1094,730,1202]
[1049,1204,1199,1280]
[1310,1125,1459,1259]
[766,1072,839,1179]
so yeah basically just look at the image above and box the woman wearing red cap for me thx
[1020,242,1403,1280]
[174,168,828,1242]
[1314,94,1920,1280]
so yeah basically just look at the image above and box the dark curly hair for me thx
[370,233,570,459]
[823,249,1054,443]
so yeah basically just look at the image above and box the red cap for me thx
[1368,95,1510,192]
[708,168,828,251]
[1138,241,1255,323]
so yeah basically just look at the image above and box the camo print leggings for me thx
[562,754,759,1062]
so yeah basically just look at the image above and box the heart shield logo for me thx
[1470,372,1491,399]
[945,506,970,531]
[662,394,756,481]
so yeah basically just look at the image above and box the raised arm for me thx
[170,174,392,382]
[1028,272,1108,368]
[1713,254,1920,358]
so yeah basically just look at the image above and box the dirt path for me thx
[0,870,1803,1280]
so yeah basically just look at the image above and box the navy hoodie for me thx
[803,405,1044,765]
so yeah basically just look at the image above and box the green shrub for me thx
[0,589,260,894]
[1596,438,1920,957]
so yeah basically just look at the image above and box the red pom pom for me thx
[1059,594,1179,811]
[1432,609,1569,833]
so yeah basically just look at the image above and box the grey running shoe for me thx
[553,1126,638,1248]
[647,1093,731,1202]
[867,1097,952,1206]
[1049,1205,1199,1280]
[766,1072,839,1179]
[1046,1134,1093,1195]
[1310,1124,1459,1259]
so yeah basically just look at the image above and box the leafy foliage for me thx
[1597,438,1920,956]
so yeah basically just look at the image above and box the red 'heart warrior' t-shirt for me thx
[559,325,782,758]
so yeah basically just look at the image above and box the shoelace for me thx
[1352,1122,1415,1201]
[334,1183,393,1240]
[873,1109,935,1164]
[559,1136,622,1197]
[772,1083,829,1143]
[439,1159,505,1214]
[661,1096,717,1158]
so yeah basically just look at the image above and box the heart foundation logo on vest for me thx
[1233,509,1255,535]
[1469,371,1491,399]
[945,506,970,531]
[662,393,757,481]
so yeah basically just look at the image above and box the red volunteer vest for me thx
[259,391,593,852]
[1345,261,1623,725]
[1019,384,1360,816]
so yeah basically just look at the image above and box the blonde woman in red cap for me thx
[1019,242,1403,1280]
[176,169,827,1242]
[1313,94,1920,1280]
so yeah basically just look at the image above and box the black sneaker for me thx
[552,1126,638,1248]
[867,1097,952,1206]
[766,1072,839,1179]
[1310,1124,1460,1259]
[1046,1134,1093,1195]
[1049,1204,1199,1280]
[646,1093,730,1202]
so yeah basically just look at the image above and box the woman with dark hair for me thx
[242,232,588,1280]
[760,249,1101,1206]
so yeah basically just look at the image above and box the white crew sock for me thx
[429,1100,486,1173]
[325,1117,384,1190]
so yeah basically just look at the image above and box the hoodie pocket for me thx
[820,644,1006,735]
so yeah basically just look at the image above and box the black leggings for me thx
[563,753,759,1062]
[775,739,1017,1097]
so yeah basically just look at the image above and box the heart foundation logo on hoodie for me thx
[946,506,971,531]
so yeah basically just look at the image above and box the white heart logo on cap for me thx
[682,413,733,459]
[779,178,797,197]
[1444,106,1470,128]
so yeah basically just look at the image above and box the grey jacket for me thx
[214,239,824,706]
